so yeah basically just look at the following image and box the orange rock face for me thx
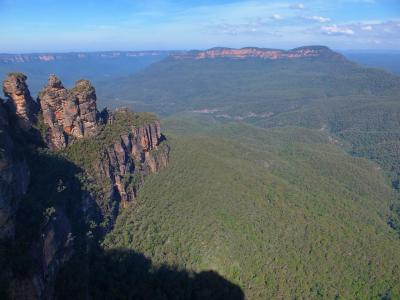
[38,75,99,149]
[96,119,168,210]
[172,46,343,61]
[2,73,38,129]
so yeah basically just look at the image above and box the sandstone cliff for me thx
[2,73,39,130]
[38,75,99,149]
[102,120,168,203]
[65,108,169,230]
[172,46,344,61]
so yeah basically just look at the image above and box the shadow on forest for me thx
[88,248,245,300]
[56,247,244,300]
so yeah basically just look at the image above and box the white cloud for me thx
[306,16,331,23]
[271,14,283,20]
[212,19,283,37]
[352,21,400,36]
[361,25,373,31]
[289,3,305,9]
[321,24,355,36]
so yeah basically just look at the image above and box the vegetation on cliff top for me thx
[63,110,157,171]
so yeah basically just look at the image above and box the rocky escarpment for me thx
[0,73,169,299]
[3,73,39,130]
[172,46,344,61]
[38,75,99,149]
[101,118,168,204]
[65,108,169,230]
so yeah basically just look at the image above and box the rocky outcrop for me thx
[38,75,69,149]
[107,123,167,195]
[38,75,99,149]
[90,110,169,228]
[2,73,39,129]
[172,46,344,61]
[69,79,98,137]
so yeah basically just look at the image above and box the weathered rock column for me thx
[3,73,38,129]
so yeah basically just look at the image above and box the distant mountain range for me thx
[0,51,174,97]
[0,46,341,64]
[171,45,344,60]
[0,51,179,64]
[1,47,398,97]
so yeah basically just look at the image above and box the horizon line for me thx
[1,47,400,55]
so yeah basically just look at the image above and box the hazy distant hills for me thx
[1,48,398,97]
[0,51,175,63]
[95,46,399,118]
[0,51,177,96]
[343,51,400,75]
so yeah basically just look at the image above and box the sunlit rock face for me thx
[172,46,344,61]
[3,73,39,129]
[38,75,99,149]
[99,118,168,209]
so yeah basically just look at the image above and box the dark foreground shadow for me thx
[56,248,244,300]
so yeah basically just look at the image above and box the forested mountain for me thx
[95,46,398,115]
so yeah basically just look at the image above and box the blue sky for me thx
[1,0,399,52]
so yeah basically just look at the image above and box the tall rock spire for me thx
[38,75,99,149]
[3,73,39,129]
